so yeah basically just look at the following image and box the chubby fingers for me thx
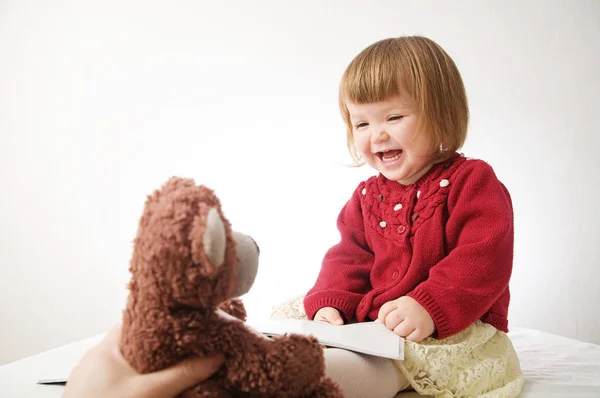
[405,328,429,343]
[392,320,433,343]
[378,304,404,331]
[377,301,397,325]
[385,310,404,330]
[392,321,415,339]
[393,321,428,342]
[323,310,343,325]
[315,307,343,325]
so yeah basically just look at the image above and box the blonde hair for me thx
[339,36,469,165]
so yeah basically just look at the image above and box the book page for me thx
[247,319,404,360]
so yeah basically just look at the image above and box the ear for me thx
[190,206,226,275]
[204,207,226,266]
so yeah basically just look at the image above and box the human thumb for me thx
[139,355,224,398]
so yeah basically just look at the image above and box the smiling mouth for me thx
[376,149,403,163]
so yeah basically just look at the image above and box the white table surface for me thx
[0,334,104,398]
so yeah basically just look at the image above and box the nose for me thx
[371,128,388,144]
[250,236,260,255]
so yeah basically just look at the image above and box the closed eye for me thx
[388,115,404,121]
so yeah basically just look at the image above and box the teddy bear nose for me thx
[250,237,260,255]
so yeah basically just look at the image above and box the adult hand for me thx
[62,324,224,398]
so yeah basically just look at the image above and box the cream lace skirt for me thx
[271,296,524,398]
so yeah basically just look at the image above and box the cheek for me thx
[413,134,436,155]
[396,124,416,143]
[352,133,369,151]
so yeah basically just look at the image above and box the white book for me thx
[247,319,404,360]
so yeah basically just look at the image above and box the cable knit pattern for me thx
[303,153,515,339]
[272,296,524,398]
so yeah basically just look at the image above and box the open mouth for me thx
[376,149,403,163]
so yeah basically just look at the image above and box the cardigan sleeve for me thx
[303,185,374,322]
[407,160,514,339]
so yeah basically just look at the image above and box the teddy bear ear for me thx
[202,207,226,268]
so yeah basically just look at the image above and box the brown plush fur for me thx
[120,177,342,397]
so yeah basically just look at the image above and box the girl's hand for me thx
[377,296,435,343]
[314,307,344,325]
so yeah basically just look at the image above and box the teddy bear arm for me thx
[175,317,326,396]
[181,378,233,398]
[215,324,329,397]
[217,299,247,321]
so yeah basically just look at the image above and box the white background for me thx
[1,0,599,365]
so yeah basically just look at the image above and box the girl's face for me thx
[347,94,436,185]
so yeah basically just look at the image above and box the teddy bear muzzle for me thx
[230,231,259,298]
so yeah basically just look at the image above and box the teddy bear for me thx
[119,177,343,398]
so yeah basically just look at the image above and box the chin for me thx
[380,171,406,182]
